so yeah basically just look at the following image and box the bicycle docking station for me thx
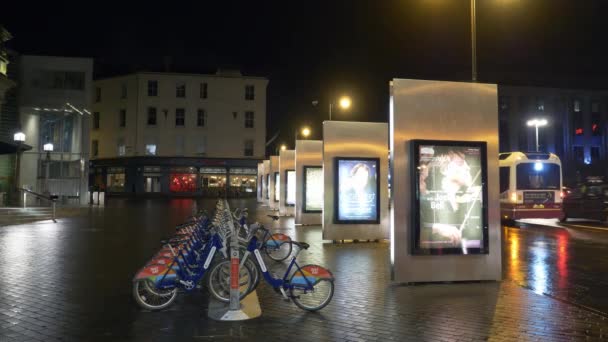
[208,199,261,321]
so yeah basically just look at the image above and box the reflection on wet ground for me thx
[1,197,608,341]
[504,221,608,315]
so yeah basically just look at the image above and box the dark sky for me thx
[3,0,608,151]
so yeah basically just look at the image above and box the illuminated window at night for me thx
[536,98,544,111]
[592,113,601,136]
[573,99,581,112]
[573,114,583,136]
[107,168,125,192]
[170,168,197,192]
[145,144,157,156]
[117,138,126,156]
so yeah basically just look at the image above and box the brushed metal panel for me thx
[295,140,323,225]
[390,78,501,283]
[269,156,279,210]
[262,160,270,205]
[323,121,389,241]
[279,150,296,216]
[257,162,264,203]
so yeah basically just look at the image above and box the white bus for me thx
[499,151,564,221]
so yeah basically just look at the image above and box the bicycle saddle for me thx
[267,215,280,221]
[293,242,310,250]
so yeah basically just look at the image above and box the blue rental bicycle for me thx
[209,223,335,311]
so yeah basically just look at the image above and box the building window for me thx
[573,146,584,164]
[145,144,157,156]
[117,139,126,156]
[536,97,544,111]
[175,108,185,126]
[499,96,509,111]
[573,99,581,112]
[175,136,185,155]
[573,114,583,136]
[245,85,255,100]
[147,107,157,125]
[148,80,158,96]
[170,168,198,192]
[95,87,101,102]
[119,109,126,128]
[196,136,207,155]
[244,140,254,156]
[591,146,601,163]
[121,83,127,99]
[176,83,186,98]
[93,112,100,130]
[592,101,600,113]
[592,113,601,136]
[200,83,208,99]
[245,111,254,128]
[92,140,99,157]
[197,109,206,127]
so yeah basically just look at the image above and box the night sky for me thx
[4,0,608,151]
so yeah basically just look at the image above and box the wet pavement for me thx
[504,220,608,315]
[0,198,607,341]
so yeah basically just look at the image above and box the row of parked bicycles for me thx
[132,200,335,312]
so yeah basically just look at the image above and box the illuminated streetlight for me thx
[43,143,54,152]
[13,131,25,142]
[301,127,311,139]
[339,96,351,110]
[527,118,548,152]
[280,144,287,151]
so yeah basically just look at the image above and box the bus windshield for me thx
[516,163,560,190]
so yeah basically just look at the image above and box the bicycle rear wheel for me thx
[133,279,178,311]
[264,234,292,262]
[289,264,334,311]
[206,259,254,303]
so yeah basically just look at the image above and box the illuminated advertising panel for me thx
[274,172,280,202]
[334,157,380,224]
[411,140,489,255]
[286,170,295,206]
[303,166,323,213]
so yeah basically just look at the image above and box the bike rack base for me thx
[208,290,262,321]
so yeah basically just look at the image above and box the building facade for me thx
[16,55,93,204]
[90,70,267,197]
[498,85,608,185]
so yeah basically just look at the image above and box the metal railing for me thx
[17,188,57,222]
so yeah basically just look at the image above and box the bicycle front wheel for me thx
[264,234,292,262]
[206,259,254,303]
[133,279,178,311]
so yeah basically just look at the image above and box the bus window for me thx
[516,163,560,190]
[499,167,510,193]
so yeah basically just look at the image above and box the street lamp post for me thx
[526,118,548,152]
[43,143,54,194]
[471,0,477,82]
[295,127,311,141]
[13,132,25,192]
[313,96,352,121]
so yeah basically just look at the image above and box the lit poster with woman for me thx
[412,140,489,255]
[286,170,296,206]
[335,157,380,223]
[274,172,280,202]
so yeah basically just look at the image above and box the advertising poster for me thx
[274,172,280,202]
[335,158,380,223]
[286,170,296,206]
[304,166,323,212]
[412,140,488,255]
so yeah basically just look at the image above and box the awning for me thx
[0,140,32,155]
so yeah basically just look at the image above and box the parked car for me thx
[561,183,608,223]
